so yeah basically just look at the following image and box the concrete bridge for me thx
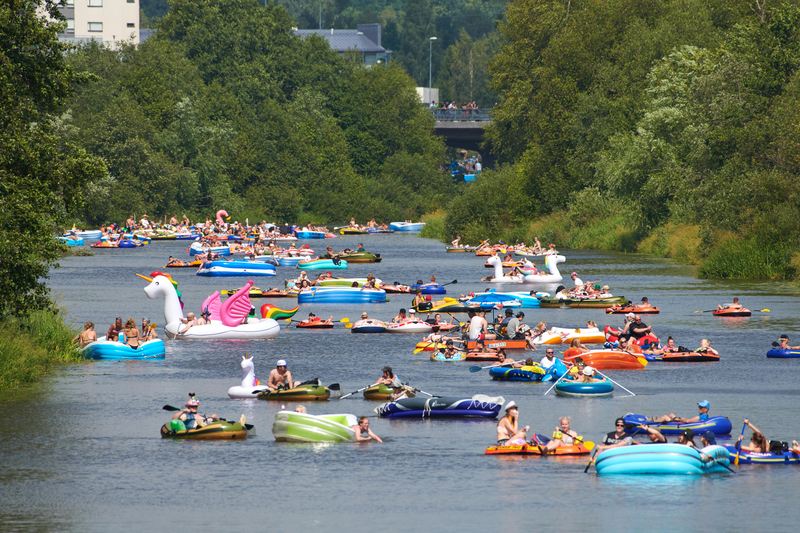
[431,109,494,168]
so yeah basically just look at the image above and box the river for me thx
[2,234,800,532]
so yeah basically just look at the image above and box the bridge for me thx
[430,109,494,168]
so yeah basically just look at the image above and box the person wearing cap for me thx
[352,415,383,443]
[392,308,408,323]
[677,429,697,448]
[374,366,398,385]
[777,334,800,349]
[599,285,612,296]
[141,317,158,341]
[267,360,299,391]
[388,378,414,401]
[359,311,369,321]
[648,400,711,424]
[570,271,583,288]
[736,419,769,453]
[596,418,635,453]
[496,401,529,446]
[701,431,716,447]
[575,366,603,383]
[172,394,217,429]
[440,339,461,359]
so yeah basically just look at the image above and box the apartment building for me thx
[57,0,140,47]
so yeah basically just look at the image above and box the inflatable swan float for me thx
[486,255,524,283]
[228,353,264,398]
[140,272,280,340]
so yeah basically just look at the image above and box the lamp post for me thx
[429,36,437,103]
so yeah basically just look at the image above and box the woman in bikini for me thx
[123,318,141,349]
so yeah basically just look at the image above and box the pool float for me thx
[256,383,332,401]
[91,240,118,248]
[380,283,411,293]
[564,350,647,370]
[465,351,504,362]
[338,251,382,263]
[445,245,478,252]
[175,233,202,240]
[117,240,142,248]
[296,318,334,329]
[722,445,800,464]
[386,320,433,334]
[414,340,458,351]
[188,242,231,256]
[161,419,252,439]
[297,287,387,304]
[606,305,660,314]
[350,319,387,333]
[318,278,383,287]
[413,298,479,313]
[375,394,504,419]
[409,283,447,295]
[368,228,395,233]
[389,222,426,232]
[713,307,751,317]
[59,236,84,246]
[465,339,528,351]
[260,303,298,320]
[337,227,369,235]
[276,256,303,266]
[485,255,524,284]
[657,351,720,363]
[362,384,400,400]
[521,254,566,283]
[486,433,591,455]
[141,274,280,340]
[225,287,291,298]
[227,354,267,398]
[622,414,733,435]
[531,327,607,345]
[594,443,731,475]
[165,259,202,268]
[429,350,467,361]
[82,336,166,360]
[767,349,800,358]
[272,411,359,442]
[196,260,276,277]
[216,209,229,224]
[467,290,547,309]
[540,296,631,309]
[296,230,327,239]
[489,365,545,381]
[298,258,348,270]
[484,260,526,269]
[554,376,614,397]
[64,227,102,240]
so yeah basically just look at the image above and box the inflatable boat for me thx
[196,260,276,277]
[297,287,387,304]
[594,444,731,475]
[161,419,252,440]
[363,384,397,400]
[622,413,733,435]
[486,434,591,456]
[386,320,433,334]
[489,365,545,382]
[338,251,382,263]
[531,327,607,345]
[554,377,614,397]
[606,305,659,314]
[658,351,720,363]
[256,383,333,401]
[767,349,800,358]
[409,283,447,295]
[375,395,504,419]
[429,350,467,361]
[295,230,327,239]
[188,243,230,256]
[389,222,426,232]
[272,412,358,442]
[564,350,647,370]
[540,296,631,309]
[722,445,800,464]
[465,339,528,351]
[350,319,387,333]
[82,337,165,360]
[713,307,751,317]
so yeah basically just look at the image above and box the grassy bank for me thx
[0,310,84,390]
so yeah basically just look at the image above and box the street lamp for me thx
[429,36,437,102]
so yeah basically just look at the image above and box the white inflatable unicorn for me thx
[139,273,280,340]
[228,354,264,398]
[521,254,565,283]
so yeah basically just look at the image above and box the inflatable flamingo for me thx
[140,273,280,340]
[216,209,229,225]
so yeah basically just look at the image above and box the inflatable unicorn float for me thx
[139,272,280,340]
[228,353,263,398]
[486,253,565,284]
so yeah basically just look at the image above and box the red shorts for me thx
[479,333,486,340]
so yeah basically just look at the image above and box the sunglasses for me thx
[546,351,554,354]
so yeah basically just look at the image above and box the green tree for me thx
[437,29,499,106]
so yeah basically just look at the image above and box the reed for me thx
[698,238,794,279]
[0,309,84,390]
[419,210,447,241]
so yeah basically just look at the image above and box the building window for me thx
[127,23,135,28]
[127,0,135,2]
[87,22,102,32]
[67,18,74,33]
[88,0,102,6]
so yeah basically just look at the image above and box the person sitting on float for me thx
[568,338,590,355]
[451,235,463,248]
[141,318,158,341]
[178,312,204,335]
[576,366,602,383]
[73,322,97,347]
[777,334,800,350]
[123,318,141,349]
[735,419,769,453]
[412,289,426,308]
[267,360,300,391]
[440,339,461,359]
[356,243,366,252]
[388,378,414,401]
[539,416,581,455]
[172,394,217,429]
[532,237,543,253]
[696,338,719,356]
[374,366,398,385]
[618,335,643,354]
[301,312,332,325]
[489,350,522,368]
[648,400,711,424]
[496,401,529,446]
[717,297,743,311]
[392,308,408,323]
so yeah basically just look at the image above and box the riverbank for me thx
[422,210,799,281]
[0,310,83,389]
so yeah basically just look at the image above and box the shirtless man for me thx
[392,308,409,323]
[73,322,97,347]
[267,359,300,391]
[717,297,743,311]
[178,312,206,334]
[352,416,383,443]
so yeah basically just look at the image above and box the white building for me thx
[57,0,140,48]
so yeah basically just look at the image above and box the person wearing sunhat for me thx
[360,311,369,320]
[172,393,217,429]
[266,360,299,391]
[777,334,800,350]
[496,401,529,446]
[648,400,711,424]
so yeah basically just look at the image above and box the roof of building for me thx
[294,29,386,54]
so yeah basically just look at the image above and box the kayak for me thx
[296,320,334,329]
[375,394,504,419]
[722,445,800,464]
[767,349,800,358]
[606,305,660,314]
[622,413,733,435]
[297,287,387,304]
[297,258,348,270]
[594,444,731,475]
[161,419,252,440]
[256,384,332,401]
[540,296,631,309]
[713,308,751,317]
[429,350,466,361]
[489,365,545,382]
[565,350,647,370]
[554,377,614,397]
[386,320,432,334]
[272,412,358,443]
[82,337,166,360]
[338,251,382,263]
[350,319,387,333]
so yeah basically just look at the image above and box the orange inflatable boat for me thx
[564,350,647,370]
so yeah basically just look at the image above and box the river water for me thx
[2,235,800,532]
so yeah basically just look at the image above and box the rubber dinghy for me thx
[622,413,733,435]
[161,419,253,440]
[594,443,731,475]
[375,394,504,419]
[554,377,614,397]
[272,412,358,442]
[489,365,546,382]
[722,444,800,464]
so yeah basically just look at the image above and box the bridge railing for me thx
[430,108,492,122]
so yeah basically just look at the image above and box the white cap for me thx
[276,359,287,367]
[626,312,635,319]
[505,401,517,411]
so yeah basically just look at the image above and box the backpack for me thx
[770,440,789,454]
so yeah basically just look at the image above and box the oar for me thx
[414,341,441,355]
[341,385,373,399]
[441,279,458,287]
[735,420,747,466]
[585,426,642,473]
[163,405,183,411]
[410,386,435,397]
[469,362,514,373]
[593,369,636,396]
[543,369,569,396]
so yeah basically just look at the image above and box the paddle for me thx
[340,385,372,399]
[543,369,569,396]
[469,362,514,373]
[593,369,636,396]
[414,341,441,355]
[585,426,642,473]
[735,420,747,466]
[693,308,770,314]
[410,386,435,397]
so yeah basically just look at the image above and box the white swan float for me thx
[486,255,524,284]
[521,254,565,283]
[140,272,280,340]
[228,354,264,398]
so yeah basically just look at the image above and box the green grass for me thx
[419,210,447,241]
[698,238,795,279]
[0,309,84,390]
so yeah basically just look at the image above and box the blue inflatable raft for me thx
[375,395,504,419]
[82,338,165,360]
[767,349,800,358]
[295,231,326,239]
[555,377,614,397]
[723,444,800,464]
[595,443,731,475]
[409,283,446,295]
[622,413,733,435]
[489,366,545,382]
[196,260,276,277]
[297,287,387,304]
